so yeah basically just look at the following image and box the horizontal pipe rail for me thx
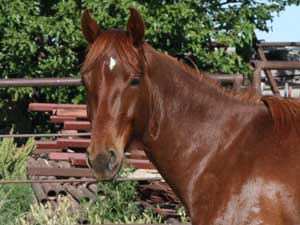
[28,167,93,177]
[0,75,241,88]
[0,78,82,87]
[257,42,300,47]
[0,176,163,184]
[251,60,300,70]
[210,74,243,82]
[0,132,91,138]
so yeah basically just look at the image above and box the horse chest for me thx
[191,177,300,225]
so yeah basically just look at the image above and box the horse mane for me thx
[261,96,300,135]
[160,52,260,103]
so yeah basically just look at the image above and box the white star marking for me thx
[109,57,116,70]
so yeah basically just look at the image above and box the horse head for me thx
[81,8,146,180]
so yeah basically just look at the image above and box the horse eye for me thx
[129,77,141,86]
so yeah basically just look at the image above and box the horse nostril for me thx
[108,150,118,170]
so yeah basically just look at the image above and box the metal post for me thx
[252,66,262,95]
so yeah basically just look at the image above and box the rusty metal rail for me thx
[256,42,300,47]
[0,77,82,87]
[0,75,242,88]
[210,74,242,82]
[251,60,300,70]
[0,132,91,138]
[0,177,163,184]
[208,74,244,91]
[255,46,281,96]
[251,60,300,94]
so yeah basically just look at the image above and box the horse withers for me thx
[81,8,300,225]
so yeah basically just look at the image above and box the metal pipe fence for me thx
[0,78,82,88]
[0,176,163,184]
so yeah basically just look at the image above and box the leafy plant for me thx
[84,181,162,224]
[0,137,35,224]
[0,137,35,178]
[85,167,164,224]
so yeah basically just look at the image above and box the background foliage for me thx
[0,0,299,133]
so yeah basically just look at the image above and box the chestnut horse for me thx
[81,8,300,225]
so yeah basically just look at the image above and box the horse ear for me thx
[81,9,101,44]
[127,8,145,47]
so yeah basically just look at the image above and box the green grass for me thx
[0,137,35,225]
[85,178,163,224]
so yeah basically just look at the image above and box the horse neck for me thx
[135,46,263,210]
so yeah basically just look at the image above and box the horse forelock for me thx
[261,96,300,135]
[81,29,144,74]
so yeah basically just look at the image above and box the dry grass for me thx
[17,197,83,225]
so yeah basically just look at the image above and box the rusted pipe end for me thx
[250,60,261,70]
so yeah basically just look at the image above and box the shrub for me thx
[0,137,35,224]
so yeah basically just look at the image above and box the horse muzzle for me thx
[87,149,123,180]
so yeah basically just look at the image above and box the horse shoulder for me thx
[211,177,300,225]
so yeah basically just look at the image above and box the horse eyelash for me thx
[129,77,141,86]
[129,74,142,86]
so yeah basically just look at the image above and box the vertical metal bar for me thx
[285,82,289,97]
[252,66,262,95]
[232,76,243,91]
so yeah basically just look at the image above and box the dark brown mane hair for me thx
[261,96,300,136]
[160,51,260,103]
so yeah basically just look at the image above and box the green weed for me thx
[0,137,35,225]
[85,180,163,224]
